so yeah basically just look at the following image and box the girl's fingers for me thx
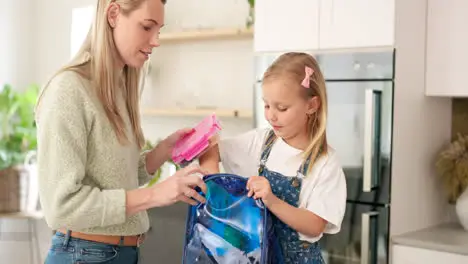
[253,190,263,200]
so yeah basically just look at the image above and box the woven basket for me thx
[0,166,29,213]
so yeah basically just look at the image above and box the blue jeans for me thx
[45,231,139,264]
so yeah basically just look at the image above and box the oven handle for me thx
[363,88,381,192]
[361,211,379,264]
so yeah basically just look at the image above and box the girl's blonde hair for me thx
[36,0,165,148]
[263,52,328,175]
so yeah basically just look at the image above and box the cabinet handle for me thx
[361,211,379,264]
[363,89,381,192]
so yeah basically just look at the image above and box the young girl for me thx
[200,52,347,263]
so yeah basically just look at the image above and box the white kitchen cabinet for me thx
[254,0,394,52]
[392,245,468,264]
[425,0,468,97]
[254,0,320,52]
[319,0,395,49]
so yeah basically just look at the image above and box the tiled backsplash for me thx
[452,99,468,138]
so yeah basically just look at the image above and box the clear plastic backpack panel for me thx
[183,174,268,264]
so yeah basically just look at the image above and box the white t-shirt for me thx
[218,128,347,243]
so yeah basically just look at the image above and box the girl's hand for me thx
[246,176,277,206]
[151,164,207,206]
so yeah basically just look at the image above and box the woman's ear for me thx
[107,3,120,28]
[306,96,320,115]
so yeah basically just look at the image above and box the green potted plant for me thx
[0,83,39,213]
[246,0,255,28]
[436,133,468,230]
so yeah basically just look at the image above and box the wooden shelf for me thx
[141,108,253,118]
[0,211,43,219]
[159,27,254,43]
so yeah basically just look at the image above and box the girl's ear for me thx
[306,96,320,115]
[107,3,120,28]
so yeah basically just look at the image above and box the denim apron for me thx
[258,130,324,264]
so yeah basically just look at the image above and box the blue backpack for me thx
[182,173,282,264]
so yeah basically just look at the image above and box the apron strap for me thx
[258,129,324,177]
[258,129,277,175]
[298,146,324,176]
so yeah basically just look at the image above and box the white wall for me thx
[0,0,36,90]
[141,39,255,141]
[140,0,254,141]
[390,0,453,238]
[35,0,97,85]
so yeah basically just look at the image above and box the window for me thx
[70,5,95,58]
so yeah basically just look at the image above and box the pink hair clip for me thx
[301,66,314,88]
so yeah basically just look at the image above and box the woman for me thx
[35,0,207,263]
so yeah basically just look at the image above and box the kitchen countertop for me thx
[392,222,468,256]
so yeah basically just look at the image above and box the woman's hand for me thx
[246,176,277,207]
[126,164,208,216]
[150,164,208,206]
[145,128,194,174]
[159,128,194,159]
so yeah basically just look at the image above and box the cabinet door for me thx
[254,0,319,53]
[426,0,468,97]
[392,245,468,264]
[319,0,395,49]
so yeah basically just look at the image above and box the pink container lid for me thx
[172,114,222,164]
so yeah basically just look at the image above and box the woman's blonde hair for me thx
[37,0,165,148]
[263,52,328,175]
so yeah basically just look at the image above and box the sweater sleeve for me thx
[137,150,152,185]
[35,72,127,230]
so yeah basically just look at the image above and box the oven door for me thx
[319,49,394,205]
[326,80,393,204]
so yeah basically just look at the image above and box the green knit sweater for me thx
[35,70,151,235]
